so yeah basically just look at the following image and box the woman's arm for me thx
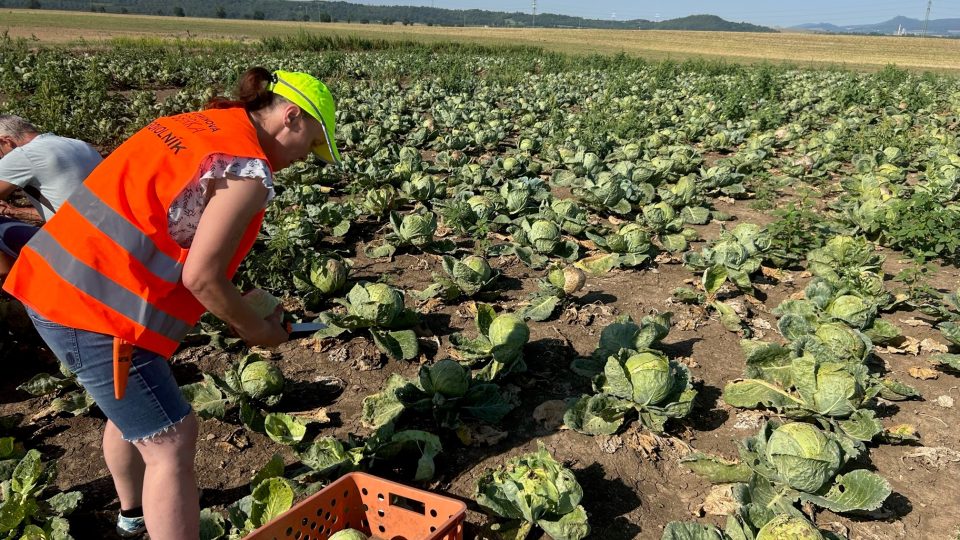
[181,175,288,347]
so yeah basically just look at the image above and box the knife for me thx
[286,321,327,339]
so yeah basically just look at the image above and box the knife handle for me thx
[113,338,133,400]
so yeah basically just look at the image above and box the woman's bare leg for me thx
[133,412,200,540]
[103,420,145,511]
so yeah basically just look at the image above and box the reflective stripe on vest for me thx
[68,184,183,284]
[28,228,193,340]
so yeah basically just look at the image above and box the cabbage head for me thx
[608,223,652,255]
[467,195,497,221]
[244,289,281,319]
[502,181,531,214]
[756,515,824,540]
[310,257,348,295]
[642,202,676,230]
[582,152,601,173]
[396,211,437,246]
[551,199,587,235]
[825,294,873,329]
[621,143,642,160]
[801,359,865,418]
[402,174,437,202]
[807,235,881,283]
[446,255,494,296]
[363,185,398,216]
[488,314,530,351]
[420,359,470,398]
[624,351,675,406]
[328,529,368,540]
[765,422,842,492]
[240,360,285,401]
[475,442,589,539]
[548,265,586,295]
[713,239,749,268]
[852,271,887,300]
[667,175,698,205]
[529,220,561,253]
[731,223,772,253]
[462,256,493,282]
[620,224,652,253]
[590,176,626,208]
[347,282,405,326]
[814,322,868,363]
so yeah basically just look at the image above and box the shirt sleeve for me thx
[0,149,37,189]
[198,153,274,207]
[167,153,274,248]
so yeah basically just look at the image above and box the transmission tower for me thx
[532,0,537,28]
[922,0,932,37]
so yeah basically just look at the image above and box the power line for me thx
[922,0,933,37]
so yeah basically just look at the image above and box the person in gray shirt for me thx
[0,114,103,280]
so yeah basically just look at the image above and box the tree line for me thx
[1,0,776,31]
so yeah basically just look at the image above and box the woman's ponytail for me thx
[205,67,277,111]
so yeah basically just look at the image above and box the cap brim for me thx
[312,119,341,165]
[313,143,338,165]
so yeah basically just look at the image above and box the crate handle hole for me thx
[389,493,425,515]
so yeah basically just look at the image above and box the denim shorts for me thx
[26,307,192,442]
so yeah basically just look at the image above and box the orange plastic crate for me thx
[244,472,466,540]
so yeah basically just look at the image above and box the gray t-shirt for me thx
[0,133,103,221]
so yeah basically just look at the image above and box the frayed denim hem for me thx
[124,411,191,444]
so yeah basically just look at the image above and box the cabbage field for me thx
[3,34,960,539]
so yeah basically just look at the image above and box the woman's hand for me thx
[236,305,288,347]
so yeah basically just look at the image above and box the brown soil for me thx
[3,195,960,539]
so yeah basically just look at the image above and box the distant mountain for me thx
[791,16,960,36]
[792,22,846,33]
[642,14,773,33]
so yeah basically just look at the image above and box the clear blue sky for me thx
[345,1,959,27]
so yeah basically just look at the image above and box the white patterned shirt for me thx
[167,153,274,248]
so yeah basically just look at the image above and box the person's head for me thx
[0,115,39,158]
[207,67,340,171]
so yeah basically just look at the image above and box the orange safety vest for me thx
[4,107,272,357]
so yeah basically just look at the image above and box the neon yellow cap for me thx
[268,70,341,165]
